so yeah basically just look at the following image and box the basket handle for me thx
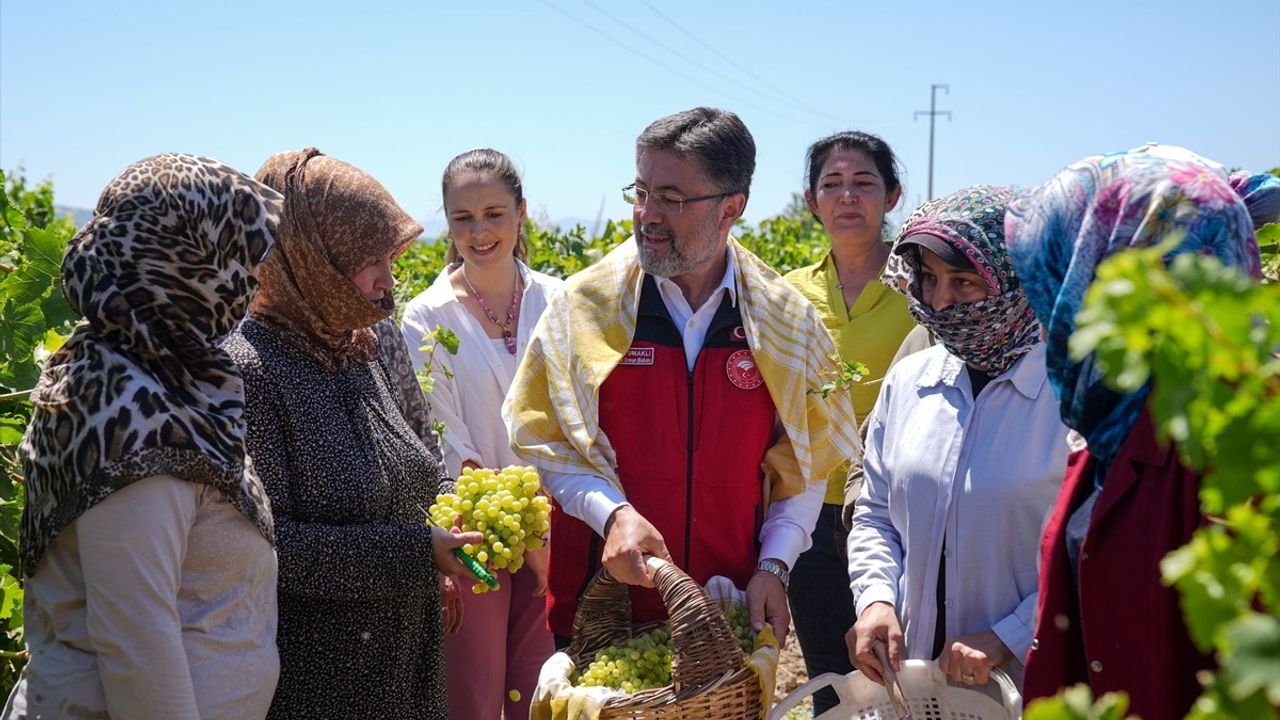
[987,667,1023,717]
[645,556,747,689]
[565,563,634,664]
[923,662,1023,718]
[766,673,846,720]
[566,556,747,689]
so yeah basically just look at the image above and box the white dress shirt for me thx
[401,262,563,477]
[543,248,825,570]
[847,343,1067,686]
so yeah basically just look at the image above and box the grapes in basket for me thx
[572,602,757,693]
[427,465,551,593]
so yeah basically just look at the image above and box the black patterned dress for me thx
[225,316,448,720]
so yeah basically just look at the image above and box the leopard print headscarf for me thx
[19,154,281,576]
[250,148,423,371]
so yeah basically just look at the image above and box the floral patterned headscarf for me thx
[1005,143,1272,464]
[883,185,1041,375]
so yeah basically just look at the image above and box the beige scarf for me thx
[251,148,422,371]
[504,237,861,503]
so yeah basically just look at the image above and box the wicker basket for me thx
[767,662,1021,720]
[558,556,765,719]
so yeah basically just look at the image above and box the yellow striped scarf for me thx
[503,236,861,503]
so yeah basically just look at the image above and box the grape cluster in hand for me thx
[428,465,551,593]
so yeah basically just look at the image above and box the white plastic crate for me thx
[769,661,1021,720]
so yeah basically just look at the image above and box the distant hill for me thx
[55,205,93,228]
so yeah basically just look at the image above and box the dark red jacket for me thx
[1024,408,1212,720]
[545,277,776,637]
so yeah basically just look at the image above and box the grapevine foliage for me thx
[0,170,77,688]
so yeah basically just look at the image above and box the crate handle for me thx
[766,673,846,720]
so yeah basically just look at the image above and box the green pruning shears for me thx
[454,547,499,588]
[422,510,500,589]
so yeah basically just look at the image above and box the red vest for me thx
[545,278,776,637]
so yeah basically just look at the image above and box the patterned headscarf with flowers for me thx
[1004,143,1272,464]
[883,184,1042,375]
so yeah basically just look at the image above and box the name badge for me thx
[620,347,655,366]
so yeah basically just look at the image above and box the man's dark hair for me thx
[635,107,756,200]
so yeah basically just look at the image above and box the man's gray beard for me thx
[638,243,698,277]
[637,223,722,278]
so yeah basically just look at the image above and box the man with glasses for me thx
[505,107,859,649]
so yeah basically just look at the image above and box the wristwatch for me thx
[755,558,790,589]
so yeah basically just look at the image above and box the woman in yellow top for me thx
[784,131,918,716]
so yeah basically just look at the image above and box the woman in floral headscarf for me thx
[5,154,282,719]
[223,149,482,720]
[845,185,1069,690]
[1006,144,1277,720]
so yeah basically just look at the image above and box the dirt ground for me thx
[776,622,809,695]
[772,621,814,717]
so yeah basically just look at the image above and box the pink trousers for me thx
[446,565,554,719]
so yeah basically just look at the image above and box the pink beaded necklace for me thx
[460,265,523,355]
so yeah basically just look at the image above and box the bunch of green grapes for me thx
[574,628,674,693]
[572,602,758,692]
[723,602,756,656]
[428,465,551,593]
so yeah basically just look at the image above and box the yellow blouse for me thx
[785,253,918,504]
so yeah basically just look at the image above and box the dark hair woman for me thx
[224,148,482,720]
[781,131,918,715]
[4,154,282,719]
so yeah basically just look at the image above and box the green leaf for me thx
[1257,223,1280,251]
[0,417,23,446]
[0,571,19,622]
[0,226,64,306]
[1025,684,1133,720]
[435,326,460,355]
[1221,613,1280,705]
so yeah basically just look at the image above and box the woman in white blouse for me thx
[401,148,561,720]
[846,185,1067,690]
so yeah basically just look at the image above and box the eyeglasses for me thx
[622,183,733,214]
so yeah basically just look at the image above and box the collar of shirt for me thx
[651,245,738,329]
[650,246,738,371]
[915,342,1048,400]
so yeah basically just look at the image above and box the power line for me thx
[635,0,852,127]
[914,84,951,201]
[534,0,826,130]
[582,0,818,122]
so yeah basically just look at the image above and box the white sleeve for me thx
[847,395,904,619]
[76,475,202,720]
[541,470,630,536]
[402,302,482,476]
[757,477,824,570]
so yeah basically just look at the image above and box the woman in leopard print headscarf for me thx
[5,154,283,719]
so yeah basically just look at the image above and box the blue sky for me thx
[3,0,1278,231]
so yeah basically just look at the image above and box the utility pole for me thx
[914,84,951,201]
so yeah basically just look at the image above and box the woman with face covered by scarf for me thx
[845,186,1070,691]
[1006,144,1278,720]
[4,155,281,720]
[223,149,482,720]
